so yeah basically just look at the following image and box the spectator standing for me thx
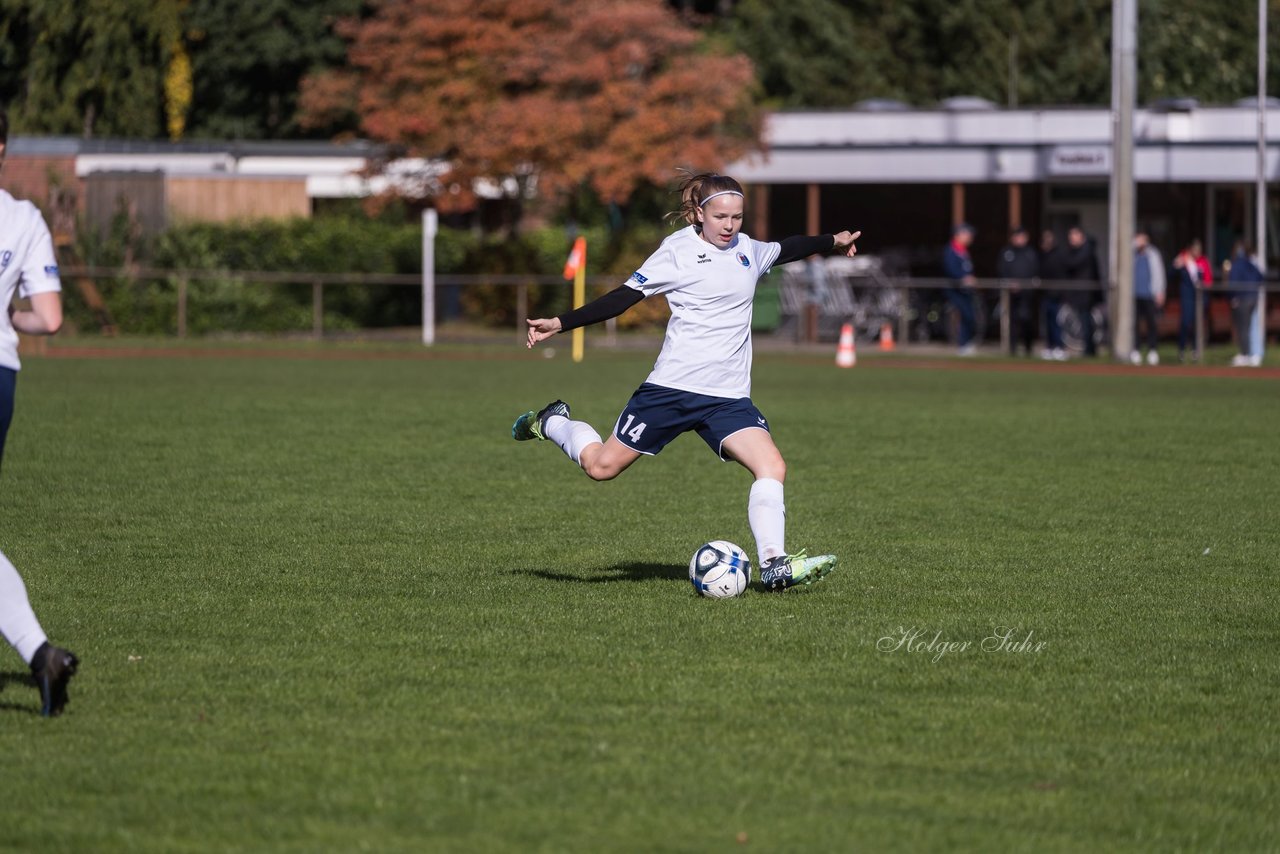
[996,227,1039,356]
[943,224,978,356]
[1131,231,1165,365]
[1225,240,1263,367]
[1038,230,1068,360]
[1062,226,1101,357]
[1173,238,1213,362]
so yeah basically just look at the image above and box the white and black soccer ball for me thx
[689,540,751,598]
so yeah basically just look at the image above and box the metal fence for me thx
[59,266,610,340]
[55,265,1277,358]
[771,260,1278,359]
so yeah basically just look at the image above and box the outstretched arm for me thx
[525,284,645,349]
[832,230,861,257]
[775,231,862,265]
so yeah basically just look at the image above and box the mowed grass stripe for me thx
[0,351,1275,851]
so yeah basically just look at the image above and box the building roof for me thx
[729,105,1280,184]
[7,136,389,158]
[7,136,406,199]
[11,103,1280,193]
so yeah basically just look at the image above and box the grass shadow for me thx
[516,562,685,584]
[0,671,38,716]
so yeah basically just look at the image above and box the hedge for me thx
[61,213,672,336]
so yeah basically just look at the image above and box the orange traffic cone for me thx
[836,322,857,368]
[879,321,896,351]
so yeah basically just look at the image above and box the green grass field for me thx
[1,346,1277,851]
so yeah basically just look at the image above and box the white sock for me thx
[748,478,786,564]
[543,415,603,466]
[0,548,49,665]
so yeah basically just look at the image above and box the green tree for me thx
[182,0,362,140]
[724,0,888,107]
[719,0,1280,109]
[0,0,183,137]
[1140,0,1275,104]
[922,0,1111,106]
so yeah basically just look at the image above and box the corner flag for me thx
[564,237,586,363]
[563,236,586,281]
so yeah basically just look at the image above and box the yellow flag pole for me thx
[572,238,586,363]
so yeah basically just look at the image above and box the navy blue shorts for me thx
[613,383,769,460]
[0,367,15,470]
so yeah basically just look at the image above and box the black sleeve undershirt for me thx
[555,233,836,332]
[556,284,645,333]
[776,234,836,266]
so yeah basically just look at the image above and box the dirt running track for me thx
[32,345,1280,380]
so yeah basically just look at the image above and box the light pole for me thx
[422,208,437,346]
[1109,0,1137,362]
[1255,0,1269,361]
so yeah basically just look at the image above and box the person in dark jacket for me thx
[1062,226,1101,357]
[996,227,1039,356]
[943,224,978,355]
[1173,238,1213,362]
[1038,230,1068,360]
[1225,239,1263,367]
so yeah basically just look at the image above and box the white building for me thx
[728,99,1280,275]
[8,100,1278,272]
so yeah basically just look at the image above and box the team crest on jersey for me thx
[0,250,11,269]
[630,271,648,285]
[736,252,750,268]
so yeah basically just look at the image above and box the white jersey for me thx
[625,226,781,399]
[0,190,62,371]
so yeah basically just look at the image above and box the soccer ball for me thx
[689,541,751,598]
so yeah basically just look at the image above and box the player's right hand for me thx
[526,317,562,349]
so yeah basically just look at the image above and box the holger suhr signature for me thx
[877,626,1048,663]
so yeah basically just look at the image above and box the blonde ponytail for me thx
[666,170,745,227]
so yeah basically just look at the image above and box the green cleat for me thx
[759,550,837,591]
[511,399,570,441]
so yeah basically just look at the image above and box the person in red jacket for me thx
[1173,238,1213,362]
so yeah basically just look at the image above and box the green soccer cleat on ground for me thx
[511,399,571,441]
[759,550,837,591]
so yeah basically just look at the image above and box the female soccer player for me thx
[0,110,79,715]
[512,172,860,591]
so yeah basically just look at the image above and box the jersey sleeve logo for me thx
[736,252,750,268]
[630,271,648,285]
[44,265,59,277]
[0,251,11,269]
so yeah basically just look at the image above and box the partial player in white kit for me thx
[0,109,79,716]
[512,172,860,591]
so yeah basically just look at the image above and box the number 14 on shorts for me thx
[619,413,647,442]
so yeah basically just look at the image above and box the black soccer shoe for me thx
[512,399,571,441]
[30,642,79,718]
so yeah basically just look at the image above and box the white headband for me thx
[699,190,744,207]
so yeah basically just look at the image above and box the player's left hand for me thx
[833,230,862,257]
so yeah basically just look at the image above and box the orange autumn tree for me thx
[299,0,762,219]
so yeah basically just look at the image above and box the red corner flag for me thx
[563,236,586,280]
